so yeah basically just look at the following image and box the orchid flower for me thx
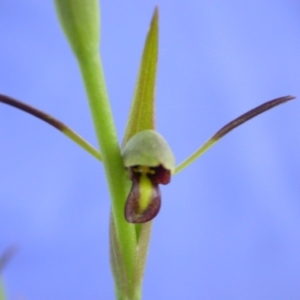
[0,1,294,299]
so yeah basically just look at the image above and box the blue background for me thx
[0,1,300,299]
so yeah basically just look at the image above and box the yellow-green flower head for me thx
[122,130,175,223]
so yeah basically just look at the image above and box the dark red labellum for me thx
[124,165,171,223]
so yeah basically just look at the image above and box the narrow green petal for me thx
[122,7,159,146]
[0,94,102,161]
[175,95,295,174]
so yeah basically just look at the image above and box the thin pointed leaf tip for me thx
[122,7,159,145]
[122,130,175,223]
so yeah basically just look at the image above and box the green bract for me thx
[122,129,175,174]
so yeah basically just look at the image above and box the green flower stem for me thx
[78,54,137,283]
[175,95,295,173]
[54,0,137,294]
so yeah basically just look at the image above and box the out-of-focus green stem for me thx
[0,280,5,300]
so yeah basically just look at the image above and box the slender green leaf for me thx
[175,95,295,173]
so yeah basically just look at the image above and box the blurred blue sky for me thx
[0,1,300,299]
